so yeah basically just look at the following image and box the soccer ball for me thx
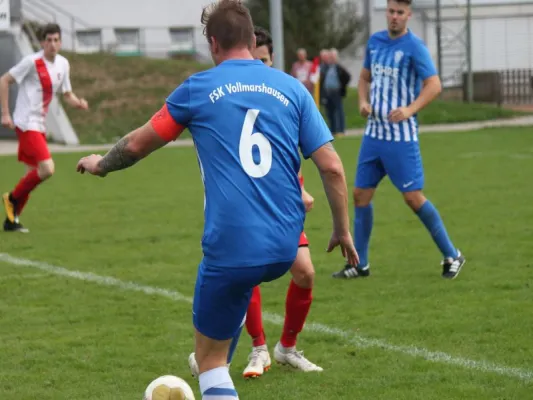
[143,375,195,400]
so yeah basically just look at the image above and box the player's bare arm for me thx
[63,92,89,110]
[389,75,442,123]
[407,75,442,115]
[311,142,359,266]
[298,168,314,212]
[358,68,372,118]
[76,120,168,177]
[0,73,16,129]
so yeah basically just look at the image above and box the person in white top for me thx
[290,48,313,93]
[1,23,89,232]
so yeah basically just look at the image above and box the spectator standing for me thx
[320,48,351,136]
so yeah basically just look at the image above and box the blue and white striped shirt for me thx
[363,30,437,142]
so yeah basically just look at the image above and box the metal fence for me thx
[500,69,533,105]
[419,2,533,93]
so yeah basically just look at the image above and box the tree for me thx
[247,0,365,70]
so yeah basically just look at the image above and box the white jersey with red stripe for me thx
[9,50,72,133]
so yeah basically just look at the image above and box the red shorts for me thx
[299,231,309,247]
[16,127,51,166]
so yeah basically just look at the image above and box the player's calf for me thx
[282,248,314,348]
[5,159,54,231]
[333,189,374,279]
[412,197,464,278]
[195,331,239,399]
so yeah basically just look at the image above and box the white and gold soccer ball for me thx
[143,375,195,400]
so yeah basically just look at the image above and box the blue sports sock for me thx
[416,200,458,259]
[200,366,239,399]
[354,204,373,267]
[226,322,244,364]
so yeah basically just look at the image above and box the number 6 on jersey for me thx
[239,109,272,178]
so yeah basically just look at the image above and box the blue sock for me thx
[200,366,239,399]
[226,323,244,364]
[354,204,373,267]
[416,200,458,259]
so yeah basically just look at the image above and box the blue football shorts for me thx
[354,136,424,192]
[193,259,293,340]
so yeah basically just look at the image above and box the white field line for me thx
[0,252,531,382]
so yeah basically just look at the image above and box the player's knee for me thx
[403,191,426,211]
[38,159,55,180]
[353,187,372,207]
[293,269,314,288]
[291,259,315,288]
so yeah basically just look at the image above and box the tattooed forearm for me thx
[97,137,141,175]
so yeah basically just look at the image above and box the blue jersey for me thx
[363,30,437,142]
[165,59,332,268]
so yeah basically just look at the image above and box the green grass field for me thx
[59,52,528,144]
[1,127,533,399]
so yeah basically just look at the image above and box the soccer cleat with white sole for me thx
[273,342,323,372]
[242,345,271,378]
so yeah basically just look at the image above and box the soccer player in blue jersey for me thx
[333,0,465,280]
[76,1,358,399]
[188,26,323,381]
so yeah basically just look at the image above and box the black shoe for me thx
[3,218,29,233]
[442,250,465,279]
[332,264,370,279]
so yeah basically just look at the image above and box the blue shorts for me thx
[355,137,424,192]
[193,259,293,340]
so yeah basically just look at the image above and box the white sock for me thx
[277,342,295,353]
[199,366,239,399]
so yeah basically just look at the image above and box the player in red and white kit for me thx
[188,26,322,380]
[240,27,322,377]
[239,171,322,377]
[1,23,88,232]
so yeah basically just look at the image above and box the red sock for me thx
[12,170,42,201]
[280,280,313,348]
[246,286,266,347]
[16,195,30,216]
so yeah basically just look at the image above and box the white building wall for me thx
[22,0,213,59]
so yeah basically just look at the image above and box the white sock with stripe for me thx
[199,366,239,399]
